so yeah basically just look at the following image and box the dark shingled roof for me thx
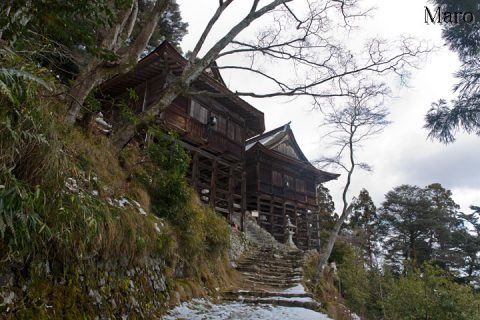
[246,122,340,183]
[99,41,265,136]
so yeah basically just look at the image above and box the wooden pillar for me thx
[316,209,321,250]
[256,162,260,192]
[269,197,274,233]
[228,167,234,221]
[305,208,310,250]
[210,159,217,208]
[241,170,246,232]
[191,152,199,192]
[282,200,287,243]
[294,201,298,246]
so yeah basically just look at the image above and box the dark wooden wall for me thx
[246,149,321,250]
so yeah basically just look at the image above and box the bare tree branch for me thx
[313,81,390,282]
[189,0,234,63]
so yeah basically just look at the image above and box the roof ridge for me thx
[246,121,292,144]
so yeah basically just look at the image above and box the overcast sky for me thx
[176,0,480,212]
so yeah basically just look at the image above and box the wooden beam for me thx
[177,140,237,168]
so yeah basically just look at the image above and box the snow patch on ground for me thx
[246,296,315,303]
[281,284,307,294]
[163,299,332,320]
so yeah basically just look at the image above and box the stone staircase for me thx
[235,245,304,290]
[221,216,322,312]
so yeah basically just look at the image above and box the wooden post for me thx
[256,162,260,193]
[210,159,217,208]
[282,201,287,243]
[228,167,234,221]
[192,152,199,192]
[269,197,274,234]
[294,201,298,246]
[305,208,310,250]
[241,170,246,232]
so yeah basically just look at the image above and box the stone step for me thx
[240,254,303,262]
[244,249,304,257]
[237,263,302,272]
[243,278,301,288]
[237,258,303,267]
[224,291,312,299]
[236,267,302,277]
[221,296,322,312]
[236,261,303,271]
[253,247,304,255]
[240,271,302,281]
[243,274,302,284]
[255,250,304,258]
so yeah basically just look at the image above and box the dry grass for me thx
[303,252,352,320]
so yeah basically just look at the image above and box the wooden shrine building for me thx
[99,41,264,224]
[245,123,339,250]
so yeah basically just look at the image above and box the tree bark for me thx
[64,0,169,124]
[111,82,184,149]
[64,65,103,124]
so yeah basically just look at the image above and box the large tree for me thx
[424,0,480,143]
[0,0,188,123]
[379,183,463,273]
[106,0,429,149]
[317,184,337,249]
[346,188,379,266]
[455,205,480,284]
[2,1,429,146]
[314,82,390,282]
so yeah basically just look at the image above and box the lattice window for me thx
[190,100,208,124]
[272,170,283,187]
[296,178,306,193]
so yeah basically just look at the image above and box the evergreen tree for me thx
[424,0,480,143]
[134,0,188,54]
[317,185,336,249]
[379,184,462,273]
[346,189,379,266]
[0,1,188,82]
[455,205,480,284]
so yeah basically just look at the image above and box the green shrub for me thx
[140,127,230,273]
[142,127,191,220]
[385,265,480,320]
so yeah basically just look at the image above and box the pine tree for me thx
[455,205,480,284]
[134,0,188,54]
[346,189,379,266]
[317,185,336,250]
[424,0,480,143]
[379,184,462,273]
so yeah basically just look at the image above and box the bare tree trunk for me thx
[65,63,103,124]
[111,82,184,149]
[314,126,356,284]
[64,0,169,124]
[110,0,290,149]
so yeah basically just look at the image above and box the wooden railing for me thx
[259,182,316,205]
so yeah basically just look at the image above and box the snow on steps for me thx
[235,244,304,290]
[163,298,332,320]
[163,219,333,319]
[223,285,322,312]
